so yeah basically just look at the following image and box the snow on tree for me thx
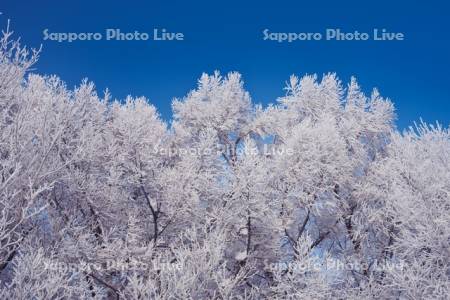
[0,25,448,299]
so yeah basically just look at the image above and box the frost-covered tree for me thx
[0,24,448,299]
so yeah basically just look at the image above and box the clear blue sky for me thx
[2,0,449,129]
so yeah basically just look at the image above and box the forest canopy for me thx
[0,26,449,299]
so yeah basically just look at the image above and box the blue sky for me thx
[2,0,449,129]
